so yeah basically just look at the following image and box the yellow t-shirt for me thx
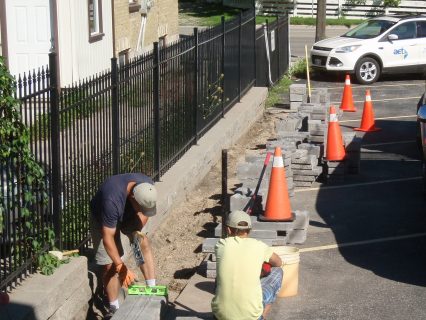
[211,236,273,320]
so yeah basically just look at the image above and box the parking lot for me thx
[271,75,426,320]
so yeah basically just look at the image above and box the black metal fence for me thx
[0,10,289,291]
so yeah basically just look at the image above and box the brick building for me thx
[114,0,179,63]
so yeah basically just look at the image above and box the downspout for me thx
[111,0,116,58]
[0,0,9,68]
[49,0,60,86]
[136,15,147,53]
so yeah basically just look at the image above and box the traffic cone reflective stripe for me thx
[340,74,357,112]
[261,147,293,222]
[354,89,381,132]
[326,106,346,161]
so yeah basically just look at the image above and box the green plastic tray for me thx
[128,285,168,296]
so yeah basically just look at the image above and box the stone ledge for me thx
[2,257,91,320]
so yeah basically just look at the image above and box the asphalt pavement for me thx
[171,25,426,320]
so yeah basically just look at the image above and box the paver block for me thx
[289,84,307,95]
[294,181,314,187]
[111,295,167,320]
[293,175,316,182]
[202,238,219,253]
[286,229,307,244]
[292,154,317,165]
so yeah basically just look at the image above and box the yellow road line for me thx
[323,83,424,90]
[295,176,421,193]
[332,96,420,104]
[339,115,416,123]
[299,233,426,253]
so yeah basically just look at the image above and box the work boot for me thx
[104,305,118,320]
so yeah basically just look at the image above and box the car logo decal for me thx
[393,48,408,59]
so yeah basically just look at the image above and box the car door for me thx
[379,21,418,68]
[416,21,426,69]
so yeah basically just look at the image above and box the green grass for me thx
[290,16,364,27]
[179,1,364,27]
[265,76,293,109]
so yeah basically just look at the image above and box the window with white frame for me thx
[88,0,104,42]
[129,0,141,13]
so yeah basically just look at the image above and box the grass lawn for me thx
[178,1,363,27]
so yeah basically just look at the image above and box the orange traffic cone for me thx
[340,74,357,112]
[354,89,381,132]
[326,106,346,161]
[260,147,293,222]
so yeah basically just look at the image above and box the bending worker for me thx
[90,173,157,314]
[212,210,283,320]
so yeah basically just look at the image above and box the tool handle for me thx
[244,152,272,214]
[62,249,79,256]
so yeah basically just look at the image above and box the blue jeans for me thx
[259,267,283,320]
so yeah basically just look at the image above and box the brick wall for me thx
[114,0,178,57]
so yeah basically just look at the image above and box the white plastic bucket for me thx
[273,246,300,298]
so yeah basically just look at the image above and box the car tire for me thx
[355,57,381,85]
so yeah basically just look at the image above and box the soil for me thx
[148,108,285,303]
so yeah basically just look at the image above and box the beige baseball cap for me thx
[226,210,252,229]
[133,183,157,217]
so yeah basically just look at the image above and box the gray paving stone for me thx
[286,229,308,244]
[294,181,315,187]
[289,84,307,95]
[202,238,219,253]
[292,154,317,165]
[293,175,316,182]
[290,92,305,102]
[111,295,167,320]
[308,135,325,143]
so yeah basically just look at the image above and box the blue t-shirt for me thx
[90,173,153,229]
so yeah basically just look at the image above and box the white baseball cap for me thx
[133,183,157,217]
[226,210,252,229]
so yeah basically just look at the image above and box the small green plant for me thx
[201,74,225,119]
[31,229,69,275]
[1,56,61,275]
[287,58,308,79]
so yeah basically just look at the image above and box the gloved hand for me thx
[116,263,136,288]
[260,262,271,278]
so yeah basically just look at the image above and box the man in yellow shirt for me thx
[211,210,283,320]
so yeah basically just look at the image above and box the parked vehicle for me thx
[311,14,426,84]
[417,91,426,191]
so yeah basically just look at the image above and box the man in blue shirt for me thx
[90,173,157,315]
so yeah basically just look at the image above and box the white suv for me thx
[310,14,426,84]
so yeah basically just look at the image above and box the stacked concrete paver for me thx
[200,83,362,278]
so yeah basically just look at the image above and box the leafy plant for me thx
[0,56,60,274]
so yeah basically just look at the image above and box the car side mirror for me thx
[418,105,426,123]
[388,34,398,41]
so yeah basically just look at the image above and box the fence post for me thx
[238,12,242,102]
[277,15,281,78]
[153,42,161,181]
[193,28,199,143]
[111,58,120,175]
[49,52,62,250]
[221,149,228,238]
[221,17,225,117]
[253,7,256,85]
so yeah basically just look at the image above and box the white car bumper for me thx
[310,48,358,72]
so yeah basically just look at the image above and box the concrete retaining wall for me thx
[3,257,91,320]
[146,86,268,233]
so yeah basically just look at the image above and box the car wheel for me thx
[355,57,381,85]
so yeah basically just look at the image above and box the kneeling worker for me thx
[212,210,283,320]
[90,173,157,315]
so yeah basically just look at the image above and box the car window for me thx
[344,19,395,39]
[417,21,426,38]
[391,22,416,40]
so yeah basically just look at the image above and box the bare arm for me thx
[268,252,282,267]
[102,226,123,266]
